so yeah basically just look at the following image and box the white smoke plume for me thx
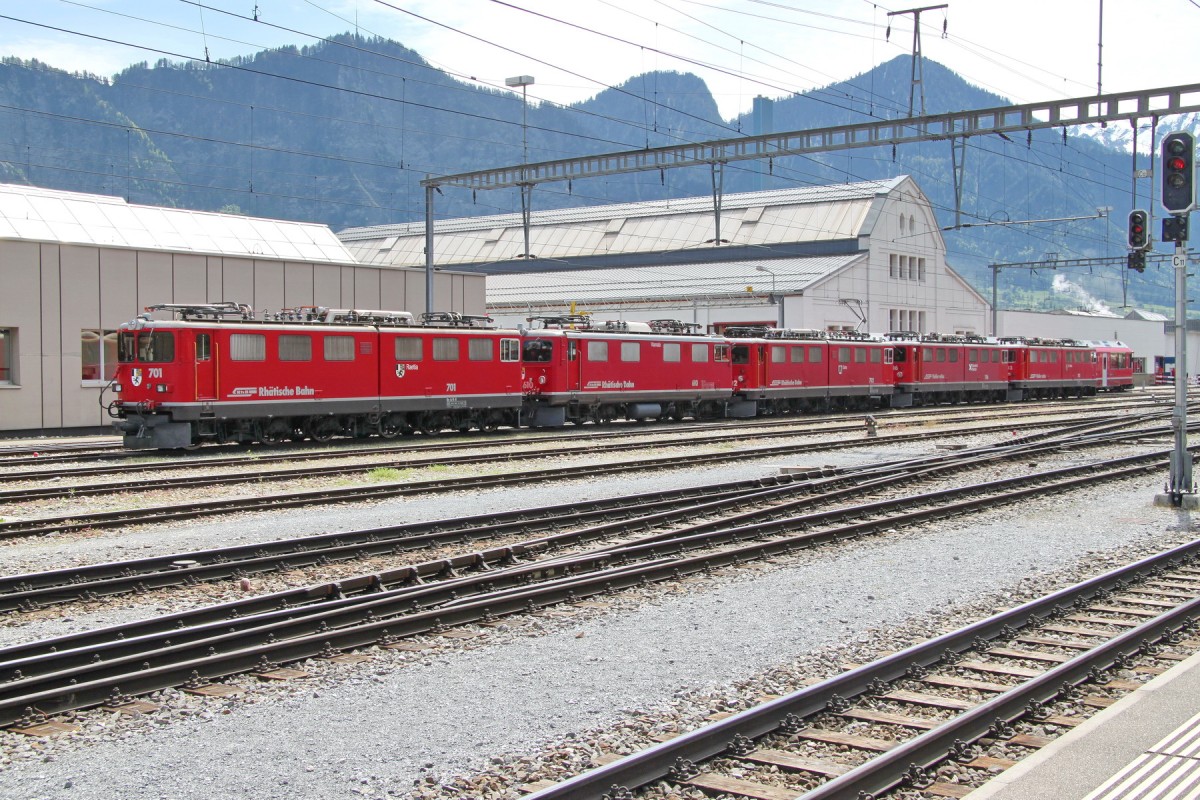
[1051,273,1116,316]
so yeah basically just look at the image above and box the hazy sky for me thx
[1,0,1197,121]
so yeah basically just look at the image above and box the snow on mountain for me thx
[1075,112,1200,155]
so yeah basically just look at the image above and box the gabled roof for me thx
[486,254,863,306]
[340,177,909,271]
[0,183,358,264]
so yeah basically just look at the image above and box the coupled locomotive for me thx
[107,302,1135,449]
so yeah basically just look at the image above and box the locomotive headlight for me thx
[113,383,123,393]
[156,384,169,393]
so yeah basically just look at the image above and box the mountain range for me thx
[0,34,1193,312]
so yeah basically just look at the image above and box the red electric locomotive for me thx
[727,327,894,413]
[520,316,741,425]
[109,303,524,449]
[887,332,1013,406]
[1000,336,1102,399]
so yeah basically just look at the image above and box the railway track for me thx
[0,410,1173,539]
[0,393,1171,470]
[0,441,1185,732]
[0,422,1165,611]
[521,540,1200,800]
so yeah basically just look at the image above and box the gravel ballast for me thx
[0,438,1192,800]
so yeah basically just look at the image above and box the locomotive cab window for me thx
[714,344,730,363]
[196,334,211,361]
[731,345,750,365]
[500,339,520,362]
[522,339,552,362]
[117,331,176,364]
[892,346,907,363]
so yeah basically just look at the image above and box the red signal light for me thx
[1168,156,1187,171]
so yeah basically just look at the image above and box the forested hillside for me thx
[0,34,1188,310]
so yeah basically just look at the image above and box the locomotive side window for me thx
[468,338,493,361]
[395,337,423,361]
[870,348,882,364]
[790,346,805,363]
[691,343,709,363]
[936,349,946,363]
[968,349,977,363]
[522,339,551,362]
[279,334,312,362]
[854,348,866,364]
[948,350,958,363]
[433,337,460,361]
[663,343,681,362]
[324,335,355,361]
[922,347,934,361]
[714,344,730,363]
[808,346,822,363]
[838,347,851,363]
[230,333,265,361]
[587,341,608,362]
[731,345,749,365]
[620,341,640,362]
[1050,351,1058,363]
[500,339,520,362]
[771,346,786,363]
[196,334,211,361]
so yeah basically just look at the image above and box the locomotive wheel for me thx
[379,415,403,439]
[305,417,340,443]
[259,419,292,445]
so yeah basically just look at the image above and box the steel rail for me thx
[0,416,1172,607]
[0,408,1143,503]
[0,450,1176,726]
[0,413,1170,539]
[523,540,1200,799]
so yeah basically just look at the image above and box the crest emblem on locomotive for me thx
[395,364,406,379]
[130,368,143,387]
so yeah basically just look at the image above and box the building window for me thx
[662,342,681,362]
[889,253,898,278]
[230,333,266,361]
[324,335,355,361]
[500,338,520,362]
[587,341,608,362]
[917,258,927,281]
[395,337,423,361]
[620,341,640,362]
[899,255,909,280]
[469,338,493,361]
[433,337,460,361]
[278,335,312,362]
[81,329,118,381]
[0,328,14,385]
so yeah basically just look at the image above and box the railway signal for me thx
[1161,132,1196,215]
[1127,209,1150,250]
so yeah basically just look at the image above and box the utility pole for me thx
[887,4,948,118]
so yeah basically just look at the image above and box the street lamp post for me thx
[506,75,535,261]
[756,265,782,327]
